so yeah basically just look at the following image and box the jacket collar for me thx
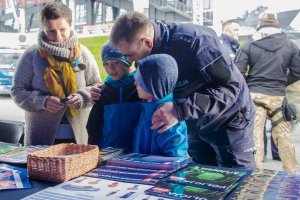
[141,93,174,113]
[151,20,167,54]
[105,71,135,88]
[252,26,281,41]
[220,34,240,52]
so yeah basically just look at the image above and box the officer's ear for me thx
[142,37,153,48]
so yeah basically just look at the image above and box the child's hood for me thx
[137,54,178,100]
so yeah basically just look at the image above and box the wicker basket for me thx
[27,143,99,182]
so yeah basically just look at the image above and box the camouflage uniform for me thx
[251,93,297,172]
[235,13,300,173]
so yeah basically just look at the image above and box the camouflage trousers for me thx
[250,93,297,173]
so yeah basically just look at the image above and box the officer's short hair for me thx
[110,11,152,46]
[222,19,239,31]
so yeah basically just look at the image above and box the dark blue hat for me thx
[101,42,131,67]
[136,54,178,100]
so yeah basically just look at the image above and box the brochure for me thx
[106,153,192,170]
[0,142,19,147]
[0,145,47,164]
[87,167,169,179]
[0,164,31,190]
[165,164,248,191]
[132,194,172,200]
[22,176,152,200]
[263,171,300,199]
[98,147,126,163]
[85,171,160,185]
[145,181,229,200]
[230,169,300,200]
[101,164,169,174]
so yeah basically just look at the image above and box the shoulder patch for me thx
[172,33,196,44]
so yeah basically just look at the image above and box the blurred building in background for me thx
[0,0,299,38]
[0,0,193,34]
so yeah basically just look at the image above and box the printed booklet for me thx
[0,145,47,164]
[231,169,300,199]
[101,164,170,174]
[86,167,168,179]
[23,176,154,200]
[165,164,249,191]
[84,162,176,185]
[98,147,126,163]
[106,153,192,170]
[231,169,277,199]
[0,164,32,190]
[85,170,160,185]
[145,181,229,200]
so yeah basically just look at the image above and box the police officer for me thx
[220,19,240,59]
[95,11,256,169]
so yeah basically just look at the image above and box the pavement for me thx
[262,120,300,173]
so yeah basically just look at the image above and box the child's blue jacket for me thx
[87,72,141,151]
[133,93,189,157]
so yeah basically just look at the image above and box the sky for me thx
[213,0,300,33]
[216,0,300,19]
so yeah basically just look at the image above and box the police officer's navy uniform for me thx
[151,20,256,169]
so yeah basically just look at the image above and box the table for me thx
[0,178,58,199]
[1,142,299,200]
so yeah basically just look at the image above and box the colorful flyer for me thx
[165,164,249,191]
[0,164,31,190]
[23,176,152,200]
[0,145,47,164]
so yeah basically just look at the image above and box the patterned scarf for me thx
[39,37,81,117]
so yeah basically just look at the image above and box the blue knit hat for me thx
[101,42,131,67]
[136,54,178,100]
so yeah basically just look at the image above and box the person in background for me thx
[235,11,300,173]
[11,2,101,145]
[133,54,189,158]
[106,11,256,169]
[220,19,240,59]
[263,123,280,162]
[87,42,141,152]
[285,34,300,133]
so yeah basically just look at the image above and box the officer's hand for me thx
[91,83,103,103]
[45,96,64,113]
[151,102,179,133]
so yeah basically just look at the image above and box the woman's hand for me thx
[45,96,65,113]
[64,95,81,109]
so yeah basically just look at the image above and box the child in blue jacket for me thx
[87,42,141,151]
[133,54,189,157]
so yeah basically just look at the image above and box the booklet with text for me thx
[0,164,31,190]
[106,153,192,170]
[165,164,248,191]
[0,145,47,164]
[145,181,230,200]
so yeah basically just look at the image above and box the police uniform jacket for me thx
[151,21,255,137]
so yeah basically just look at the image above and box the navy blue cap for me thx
[137,54,178,100]
[101,42,131,67]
